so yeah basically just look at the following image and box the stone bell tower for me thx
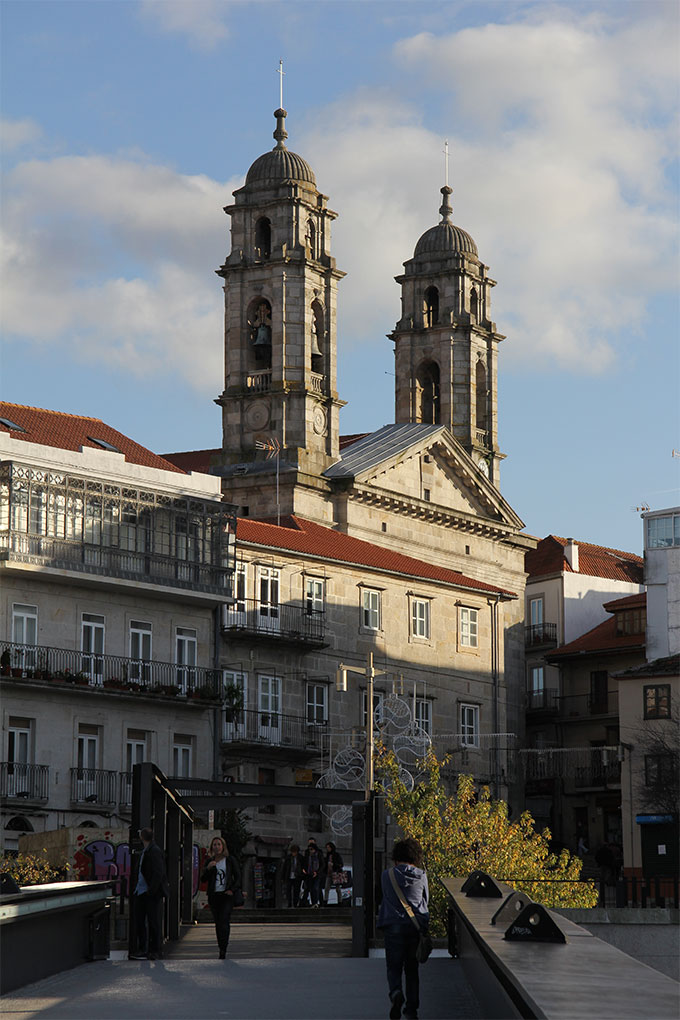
[214,108,345,516]
[390,183,505,486]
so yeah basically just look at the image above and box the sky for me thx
[2,0,678,556]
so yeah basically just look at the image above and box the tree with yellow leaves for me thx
[0,851,70,887]
[377,746,598,933]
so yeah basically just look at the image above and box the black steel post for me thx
[351,799,367,957]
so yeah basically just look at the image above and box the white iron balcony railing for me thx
[222,707,328,752]
[224,598,326,646]
[1,640,221,697]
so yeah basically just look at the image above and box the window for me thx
[75,724,100,801]
[81,613,105,685]
[590,671,609,713]
[305,577,324,616]
[361,588,381,631]
[172,735,193,778]
[460,704,479,747]
[7,718,32,798]
[616,608,646,635]
[644,684,671,720]
[223,671,248,739]
[258,566,280,631]
[231,562,247,621]
[415,699,432,735]
[306,683,328,724]
[646,514,680,549]
[645,754,676,787]
[255,217,272,258]
[258,675,281,742]
[423,286,439,327]
[529,597,544,628]
[129,621,152,683]
[362,690,384,727]
[176,627,197,694]
[411,598,430,639]
[528,666,545,709]
[459,607,479,648]
[12,604,38,670]
[126,730,147,771]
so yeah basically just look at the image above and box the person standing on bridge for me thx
[130,826,169,960]
[202,836,242,959]
[323,841,344,906]
[302,838,323,907]
[377,838,429,1020]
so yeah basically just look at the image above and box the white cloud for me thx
[2,152,242,390]
[302,11,678,372]
[1,117,42,152]
[138,0,229,50]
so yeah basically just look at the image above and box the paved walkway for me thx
[2,925,483,1020]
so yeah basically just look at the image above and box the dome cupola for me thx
[245,108,316,187]
[414,185,477,257]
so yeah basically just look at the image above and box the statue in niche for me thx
[249,300,272,366]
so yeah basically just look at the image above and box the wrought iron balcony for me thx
[0,762,50,803]
[223,599,327,648]
[221,708,328,755]
[1,640,221,698]
[574,760,621,789]
[559,690,619,719]
[70,767,118,806]
[524,623,558,647]
[0,533,232,596]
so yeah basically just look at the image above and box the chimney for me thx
[565,538,579,572]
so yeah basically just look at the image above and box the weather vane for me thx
[277,59,285,109]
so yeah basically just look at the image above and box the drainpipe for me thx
[489,593,501,798]
[213,606,222,783]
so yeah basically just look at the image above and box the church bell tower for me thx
[215,107,345,514]
[390,183,505,486]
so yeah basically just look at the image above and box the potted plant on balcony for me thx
[224,682,244,722]
[191,684,217,701]
[103,676,125,690]
[1,648,11,676]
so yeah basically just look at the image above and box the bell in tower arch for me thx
[310,300,324,369]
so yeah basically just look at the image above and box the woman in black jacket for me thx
[201,836,242,958]
[323,841,344,905]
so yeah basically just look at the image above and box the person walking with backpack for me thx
[201,836,242,958]
[377,838,430,1020]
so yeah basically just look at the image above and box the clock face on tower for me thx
[475,455,489,478]
[313,405,328,436]
[245,401,270,431]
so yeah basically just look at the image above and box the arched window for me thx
[470,287,478,322]
[255,217,271,259]
[476,360,488,432]
[423,287,439,328]
[6,815,33,831]
[311,301,324,373]
[416,361,440,424]
[247,298,272,369]
[307,218,317,258]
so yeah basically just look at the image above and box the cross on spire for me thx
[277,59,285,110]
[443,139,449,188]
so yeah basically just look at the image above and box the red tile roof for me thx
[163,448,219,474]
[602,592,646,613]
[237,514,516,597]
[0,402,185,474]
[339,433,370,450]
[525,535,643,583]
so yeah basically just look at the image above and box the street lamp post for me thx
[336,651,388,797]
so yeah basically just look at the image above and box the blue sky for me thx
[2,0,678,555]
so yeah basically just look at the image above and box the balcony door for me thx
[129,621,152,684]
[529,597,544,642]
[223,671,248,741]
[12,604,38,671]
[257,567,280,633]
[258,675,281,742]
[175,627,197,694]
[7,719,31,797]
[76,727,99,801]
[81,614,105,685]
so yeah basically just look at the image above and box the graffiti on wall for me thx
[73,832,204,897]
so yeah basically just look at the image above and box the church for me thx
[163,104,535,878]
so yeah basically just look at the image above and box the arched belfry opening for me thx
[416,360,440,424]
[307,217,317,259]
[247,297,272,369]
[255,217,271,259]
[423,286,439,328]
[470,287,478,322]
[311,300,324,373]
[476,359,488,432]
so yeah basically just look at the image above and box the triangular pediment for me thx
[325,424,524,531]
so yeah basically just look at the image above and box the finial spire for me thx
[277,59,285,109]
[439,139,452,222]
[443,139,449,188]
